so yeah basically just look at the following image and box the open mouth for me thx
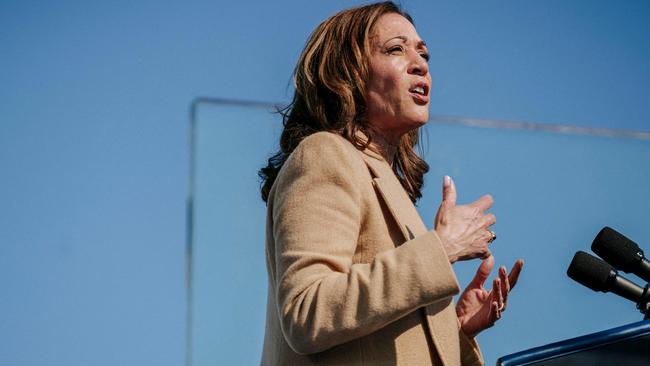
[410,85,428,96]
[409,82,429,103]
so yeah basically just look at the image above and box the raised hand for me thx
[434,176,496,263]
[456,256,524,337]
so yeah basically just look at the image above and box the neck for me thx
[368,130,399,167]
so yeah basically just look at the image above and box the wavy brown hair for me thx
[259,1,429,203]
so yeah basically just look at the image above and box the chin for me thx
[408,113,429,128]
[394,118,427,137]
[408,107,429,125]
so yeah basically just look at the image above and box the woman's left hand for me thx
[456,255,524,338]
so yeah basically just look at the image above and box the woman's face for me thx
[365,13,431,141]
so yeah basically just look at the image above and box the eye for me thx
[420,52,430,62]
[386,45,404,55]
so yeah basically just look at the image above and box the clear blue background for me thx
[2,1,649,365]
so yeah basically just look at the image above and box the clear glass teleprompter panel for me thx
[189,101,650,365]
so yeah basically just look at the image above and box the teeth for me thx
[412,86,425,95]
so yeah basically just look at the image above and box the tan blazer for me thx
[261,132,483,365]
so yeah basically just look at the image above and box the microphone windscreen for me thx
[567,251,613,292]
[592,227,641,272]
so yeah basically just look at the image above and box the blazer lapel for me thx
[358,150,428,243]
[359,148,460,366]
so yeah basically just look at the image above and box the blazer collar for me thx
[354,130,389,167]
[356,142,428,241]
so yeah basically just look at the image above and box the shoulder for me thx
[295,131,358,158]
[285,131,366,175]
[270,132,369,199]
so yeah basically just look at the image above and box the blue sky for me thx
[1,1,649,365]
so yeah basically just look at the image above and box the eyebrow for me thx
[382,35,427,49]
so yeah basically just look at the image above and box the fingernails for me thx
[443,175,451,187]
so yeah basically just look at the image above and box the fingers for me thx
[469,260,522,333]
[471,255,494,288]
[436,177,497,262]
[477,213,496,228]
[491,301,500,322]
[463,210,495,245]
[495,260,524,314]
[472,217,496,250]
[442,175,457,208]
[477,220,496,245]
[508,259,524,289]
[469,194,493,212]
[469,199,496,241]
[499,265,510,310]
[493,277,504,314]
[486,279,504,328]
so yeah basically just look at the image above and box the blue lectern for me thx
[497,320,650,365]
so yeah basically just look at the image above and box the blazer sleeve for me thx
[271,133,459,354]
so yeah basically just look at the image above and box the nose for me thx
[407,50,429,76]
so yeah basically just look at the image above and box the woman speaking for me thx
[259,2,523,365]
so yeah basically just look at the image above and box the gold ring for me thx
[488,230,497,243]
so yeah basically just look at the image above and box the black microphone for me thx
[592,227,650,284]
[567,251,647,304]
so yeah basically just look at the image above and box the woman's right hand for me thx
[434,176,496,263]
